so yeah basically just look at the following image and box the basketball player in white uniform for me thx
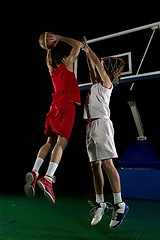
[82,36,129,229]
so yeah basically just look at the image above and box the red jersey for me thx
[49,63,81,110]
[44,63,81,140]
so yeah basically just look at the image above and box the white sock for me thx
[45,162,58,180]
[96,194,104,203]
[113,192,122,204]
[32,157,44,173]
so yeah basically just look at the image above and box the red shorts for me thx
[44,102,76,140]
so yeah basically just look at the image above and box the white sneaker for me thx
[89,202,109,226]
[109,202,129,229]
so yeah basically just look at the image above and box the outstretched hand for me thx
[47,32,60,47]
[47,32,58,41]
[81,36,89,53]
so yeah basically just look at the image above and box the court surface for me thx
[0,193,160,240]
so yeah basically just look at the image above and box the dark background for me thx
[2,4,160,195]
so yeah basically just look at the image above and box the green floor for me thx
[0,193,160,240]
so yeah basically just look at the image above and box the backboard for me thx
[77,21,160,91]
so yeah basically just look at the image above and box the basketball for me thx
[39,32,56,49]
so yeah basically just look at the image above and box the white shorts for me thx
[86,118,118,162]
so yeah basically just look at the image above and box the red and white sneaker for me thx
[37,177,56,203]
[24,170,38,198]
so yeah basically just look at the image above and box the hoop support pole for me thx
[87,22,160,44]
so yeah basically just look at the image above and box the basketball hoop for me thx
[101,57,125,85]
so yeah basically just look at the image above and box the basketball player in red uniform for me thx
[24,33,82,203]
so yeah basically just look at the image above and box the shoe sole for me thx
[24,173,35,198]
[110,206,129,229]
[37,180,56,204]
[44,191,56,204]
[37,180,45,191]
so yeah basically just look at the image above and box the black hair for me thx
[52,52,66,68]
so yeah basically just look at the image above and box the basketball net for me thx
[101,57,125,86]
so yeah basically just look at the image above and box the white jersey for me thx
[83,82,113,119]
[84,82,117,161]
